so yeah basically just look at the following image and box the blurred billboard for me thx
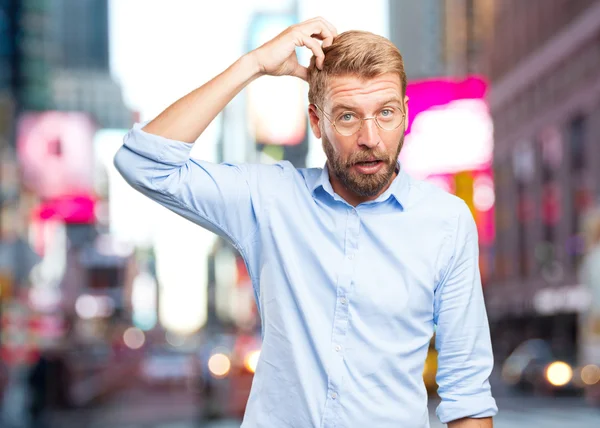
[400,76,492,177]
[16,111,97,200]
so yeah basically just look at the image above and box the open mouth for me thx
[352,159,385,174]
[355,160,383,167]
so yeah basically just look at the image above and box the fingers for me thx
[306,19,336,48]
[310,30,334,49]
[300,35,325,69]
[283,17,337,78]
[294,17,337,49]
[313,17,338,45]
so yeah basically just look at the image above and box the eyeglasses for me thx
[315,104,406,137]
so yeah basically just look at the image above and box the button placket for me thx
[335,208,359,341]
[323,208,360,426]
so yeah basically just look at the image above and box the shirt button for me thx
[340,297,348,305]
[347,253,354,260]
[335,344,342,352]
[331,392,338,400]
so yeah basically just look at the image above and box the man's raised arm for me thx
[142,17,337,143]
[113,18,337,248]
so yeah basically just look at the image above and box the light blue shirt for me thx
[115,123,497,427]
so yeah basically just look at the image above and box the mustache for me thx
[345,150,391,167]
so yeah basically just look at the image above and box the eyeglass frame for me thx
[313,103,406,137]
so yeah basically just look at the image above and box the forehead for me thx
[323,73,403,111]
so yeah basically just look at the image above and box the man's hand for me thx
[249,17,338,81]
[448,417,493,428]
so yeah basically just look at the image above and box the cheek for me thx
[322,125,362,160]
[323,128,343,154]
[333,137,357,160]
[382,131,403,151]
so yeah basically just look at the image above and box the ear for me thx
[308,104,322,139]
[403,95,410,132]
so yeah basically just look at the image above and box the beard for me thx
[322,133,404,198]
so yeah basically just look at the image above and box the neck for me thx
[328,169,397,207]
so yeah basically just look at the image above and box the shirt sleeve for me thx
[433,201,498,424]
[113,122,270,251]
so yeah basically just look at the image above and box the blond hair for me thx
[307,30,407,107]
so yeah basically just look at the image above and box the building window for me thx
[516,180,530,278]
[538,127,563,281]
[569,115,585,171]
[568,115,589,269]
[513,141,535,279]
[493,159,511,282]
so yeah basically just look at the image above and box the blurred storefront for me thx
[485,0,600,363]
[15,110,135,350]
[10,108,145,410]
[0,3,140,419]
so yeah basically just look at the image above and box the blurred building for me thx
[52,70,132,129]
[0,0,24,357]
[5,0,130,125]
[47,0,132,129]
[50,0,110,71]
[389,0,445,78]
[7,0,54,112]
[485,0,600,359]
[389,0,494,79]
[0,1,16,141]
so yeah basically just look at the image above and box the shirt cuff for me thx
[123,121,194,166]
[436,395,498,424]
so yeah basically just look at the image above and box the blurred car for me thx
[195,331,260,420]
[501,339,584,395]
[140,346,196,388]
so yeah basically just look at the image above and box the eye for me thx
[338,112,358,123]
[377,108,398,122]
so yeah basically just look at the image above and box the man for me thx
[115,17,497,428]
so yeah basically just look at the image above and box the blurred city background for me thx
[1,0,600,427]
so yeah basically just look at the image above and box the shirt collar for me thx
[311,161,410,209]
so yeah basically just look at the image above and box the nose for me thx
[357,118,381,149]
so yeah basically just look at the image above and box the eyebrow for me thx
[330,97,403,114]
